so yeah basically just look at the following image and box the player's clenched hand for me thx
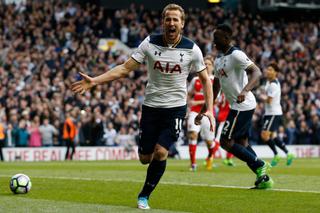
[203,111,215,132]
[195,111,215,132]
[71,72,97,94]
[237,90,248,103]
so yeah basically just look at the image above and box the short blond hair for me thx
[204,55,214,63]
[162,4,185,22]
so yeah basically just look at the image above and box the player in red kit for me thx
[187,56,220,171]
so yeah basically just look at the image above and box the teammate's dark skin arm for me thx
[212,78,221,102]
[237,64,262,103]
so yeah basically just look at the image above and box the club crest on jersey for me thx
[154,51,161,56]
[218,68,228,77]
[180,53,184,62]
[153,61,181,74]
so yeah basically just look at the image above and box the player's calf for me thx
[220,138,233,152]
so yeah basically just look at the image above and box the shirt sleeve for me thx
[233,50,254,71]
[192,44,206,73]
[267,83,278,97]
[131,36,150,63]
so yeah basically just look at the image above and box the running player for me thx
[196,24,273,189]
[260,62,294,166]
[71,4,214,209]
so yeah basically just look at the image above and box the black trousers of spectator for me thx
[65,139,75,160]
[0,140,4,161]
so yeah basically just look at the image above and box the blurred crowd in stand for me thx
[0,1,319,151]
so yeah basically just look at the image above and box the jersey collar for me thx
[224,46,235,56]
[163,34,182,48]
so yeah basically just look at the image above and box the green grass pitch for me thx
[0,158,319,213]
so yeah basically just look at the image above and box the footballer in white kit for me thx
[214,46,257,140]
[260,62,294,166]
[132,34,205,109]
[262,65,283,133]
[132,33,206,154]
[71,4,214,209]
[196,24,274,189]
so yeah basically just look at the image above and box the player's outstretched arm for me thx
[71,57,140,94]
[237,64,262,103]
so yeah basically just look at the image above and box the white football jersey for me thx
[264,80,283,115]
[214,47,256,111]
[132,35,206,108]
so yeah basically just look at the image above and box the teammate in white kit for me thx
[187,55,220,171]
[196,24,273,189]
[71,4,214,209]
[260,62,294,166]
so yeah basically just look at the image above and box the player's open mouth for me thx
[168,28,176,34]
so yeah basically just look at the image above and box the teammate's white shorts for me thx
[187,111,215,141]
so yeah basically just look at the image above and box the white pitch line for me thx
[1,174,319,194]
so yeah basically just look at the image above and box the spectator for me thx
[285,120,297,145]
[79,111,94,146]
[115,126,135,151]
[91,108,105,146]
[28,116,42,147]
[120,20,129,44]
[39,118,58,147]
[63,111,77,160]
[310,115,320,144]
[103,122,117,146]
[0,121,5,161]
[278,126,288,144]
[16,120,29,147]
[296,120,312,144]
[5,123,17,147]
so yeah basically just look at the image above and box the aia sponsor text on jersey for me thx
[218,68,228,78]
[153,61,182,74]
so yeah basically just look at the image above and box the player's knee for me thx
[188,131,198,141]
[153,150,168,161]
[238,138,248,147]
[139,154,152,164]
[261,131,270,141]
[206,140,213,147]
[220,138,233,151]
[153,145,168,161]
